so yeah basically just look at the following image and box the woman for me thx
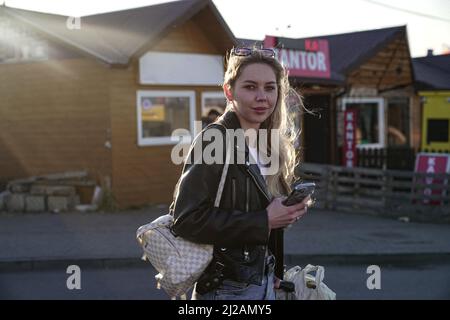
[171,47,310,300]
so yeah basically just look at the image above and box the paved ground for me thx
[2,262,449,299]
[1,205,450,271]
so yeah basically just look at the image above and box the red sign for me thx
[343,109,357,168]
[414,153,450,205]
[264,36,331,79]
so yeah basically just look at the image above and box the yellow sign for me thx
[142,104,165,121]
[420,91,450,152]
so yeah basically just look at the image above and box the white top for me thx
[248,145,269,180]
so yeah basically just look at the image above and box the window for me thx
[427,119,449,144]
[137,91,195,146]
[201,92,226,128]
[342,98,385,148]
[387,97,410,146]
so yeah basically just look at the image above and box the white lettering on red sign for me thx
[423,157,436,203]
[275,49,328,72]
[414,153,450,206]
[343,110,357,168]
[263,36,330,78]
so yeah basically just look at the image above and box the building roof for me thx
[238,26,407,85]
[1,0,235,65]
[412,54,450,90]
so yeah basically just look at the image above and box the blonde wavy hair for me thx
[222,48,304,196]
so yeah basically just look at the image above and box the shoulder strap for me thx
[213,124,230,208]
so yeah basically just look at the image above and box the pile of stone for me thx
[0,171,97,213]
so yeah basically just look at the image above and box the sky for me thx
[3,0,450,57]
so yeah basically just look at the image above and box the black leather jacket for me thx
[171,111,285,289]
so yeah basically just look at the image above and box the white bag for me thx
[283,264,336,300]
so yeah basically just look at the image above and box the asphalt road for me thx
[1,262,449,300]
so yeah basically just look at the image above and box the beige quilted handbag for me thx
[136,214,214,299]
[136,130,231,299]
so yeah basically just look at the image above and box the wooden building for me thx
[1,0,440,209]
[242,26,420,169]
[0,0,235,208]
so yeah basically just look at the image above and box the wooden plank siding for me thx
[410,96,421,150]
[109,62,182,207]
[110,16,227,208]
[151,18,222,54]
[1,6,233,208]
[0,59,112,189]
[343,31,419,156]
[347,36,413,90]
[191,6,235,54]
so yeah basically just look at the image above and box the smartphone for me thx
[282,182,316,206]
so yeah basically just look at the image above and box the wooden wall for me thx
[0,58,112,187]
[153,18,222,54]
[411,95,422,149]
[0,4,234,207]
[110,11,228,208]
[347,34,413,90]
[344,31,418,150]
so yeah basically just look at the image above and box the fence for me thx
[296,163,450,222]
[337,147,416,170]
[338,147,448,171]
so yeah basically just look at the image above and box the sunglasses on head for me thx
[231,47,276,58]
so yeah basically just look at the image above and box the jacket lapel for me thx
[219,111,272,201]
[242,142,271,201]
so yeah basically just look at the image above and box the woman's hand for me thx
[266,195,310,230]
[274,276,281,289]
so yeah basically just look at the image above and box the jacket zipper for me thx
[246,167,270,202]
[232,178,236,208]
[244,177,250,262]
[246,166,269,277]
[245,177,250,213]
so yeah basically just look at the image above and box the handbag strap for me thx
[303,264,325,284]
[137,125,230,239]
[214,125,230,208]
